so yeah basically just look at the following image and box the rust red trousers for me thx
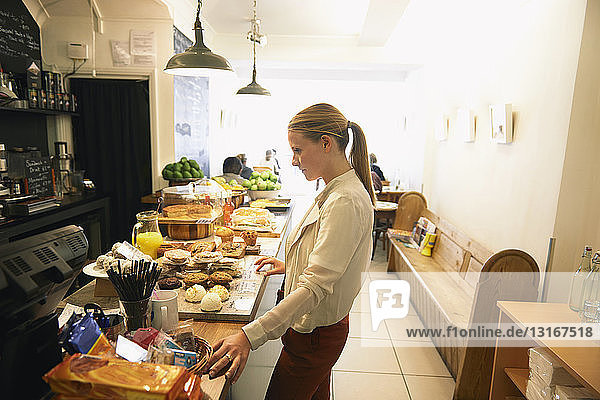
[264,315,349,400]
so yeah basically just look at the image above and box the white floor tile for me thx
[350,291,371,313]
[404,375,455,400]
[333,371,410,400]
[333,338,401,374]
[385,315,432,341]
[392,341,452,377]
[349,312,390,339]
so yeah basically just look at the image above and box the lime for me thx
[180,157,188,163]
[172,163,182,171]
[182,162,191,171]
[165,164,173,171]
[198,170,204,178]
[191,168,200,178]
[182,171,192,178]
[173,171,183,179]
[189,160,199,169]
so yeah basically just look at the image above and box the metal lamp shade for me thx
[236,79,271,96]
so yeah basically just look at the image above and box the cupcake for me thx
[216,227,234,243]
[200,292,223,312]
[185,284,207,303]
[240,230,258,246]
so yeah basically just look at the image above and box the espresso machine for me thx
[51,141,74,198]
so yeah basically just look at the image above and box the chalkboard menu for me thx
[24,157,54,196]
[0,0,41,73]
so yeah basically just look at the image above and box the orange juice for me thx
[133,231,163,259]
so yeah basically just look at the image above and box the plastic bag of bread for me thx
[43,354,203,400]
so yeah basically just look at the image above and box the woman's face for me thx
[288,131,327,181]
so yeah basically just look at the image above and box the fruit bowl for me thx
[248,189,280,200]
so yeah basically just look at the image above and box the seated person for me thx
[216,157,248,185]
[370,153,386,181]
[371,171,383,192]
[237,153,254,180]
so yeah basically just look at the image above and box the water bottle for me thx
[568,246,592,312]
[579,252,600,312]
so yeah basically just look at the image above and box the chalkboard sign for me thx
[0,0,41,73]
[24,157,54,196]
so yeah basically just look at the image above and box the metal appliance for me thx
[51,141,74,198]
[0,225,88,399]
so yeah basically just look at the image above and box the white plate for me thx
[83,262,108,278]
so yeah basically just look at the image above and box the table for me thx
[489,301,600,399]
[376,187,406,203]
[59,203,295,400]
[373,201,398,253]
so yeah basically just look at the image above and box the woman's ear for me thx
[320,135,332,152]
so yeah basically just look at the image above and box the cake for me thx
[200,292,222,311]
[208,285,230,301]
[215,227,234,243]
[185,285,207,303]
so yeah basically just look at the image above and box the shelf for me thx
[0,105,79,117]
[504,367,529,395]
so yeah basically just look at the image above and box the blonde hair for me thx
[288,103,376,205]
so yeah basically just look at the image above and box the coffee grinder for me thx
[51,142,73,198]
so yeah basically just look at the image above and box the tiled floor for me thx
[231,244,455,399]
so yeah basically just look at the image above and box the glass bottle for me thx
[579,252,600,312]
[568,245,593,312]
[131,211,163,259]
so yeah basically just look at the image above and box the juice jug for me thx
[131,211,163,259]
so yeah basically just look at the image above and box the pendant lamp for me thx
[236,0,270,96]
[164,0,233,76]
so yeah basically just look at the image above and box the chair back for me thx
[393,191,427,231]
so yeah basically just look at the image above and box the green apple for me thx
[260,171,270,180]
[173,171,183,179]
[242,180,251,188]
[257,182,267,191]
[250,184,258,191]
[250,171,259,179]
[274,183,281,190]
[180,157,188,163]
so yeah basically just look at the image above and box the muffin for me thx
[185,284,207,303]
[158,277,182,290]
[209,271,233,285]
[216,227,234,243]
[240,230,258,246]
[184,272,209,287]
[200,292,223,312]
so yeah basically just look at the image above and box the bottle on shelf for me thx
[580,252,600,308]
[568,245,593,312]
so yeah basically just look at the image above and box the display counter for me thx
[58,202,295,400]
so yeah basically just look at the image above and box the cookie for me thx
[184,272,209,287]
[209,271,233,285]
[164,249,190,264]
[158,277,182,290]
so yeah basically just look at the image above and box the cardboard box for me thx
[528,347,581,387]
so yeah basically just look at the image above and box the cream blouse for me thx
[242,169,374,350]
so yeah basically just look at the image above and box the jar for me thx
[131,211,163,259]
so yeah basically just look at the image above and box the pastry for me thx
[163,204,213,219]
[164,249,190,264]
[240,230,258,246]
[158,277,182,290]
[209,271,233,285]
[192,251,223,264]
[200,292,222,312]
[216,227,234,243]
[190,241,216,255]
[208,285,229,301]
[217,242,246,258]
[245,245,261,255]
[184,272,209,287]
[185,284,207,303]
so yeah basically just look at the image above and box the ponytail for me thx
[348,121,376,206]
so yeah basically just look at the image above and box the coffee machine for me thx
[51,142,73,198]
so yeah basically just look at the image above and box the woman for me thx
[202,103,375,399]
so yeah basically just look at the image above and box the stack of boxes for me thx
[526,347,599,400]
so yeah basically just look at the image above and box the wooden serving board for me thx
[177,255,267,322]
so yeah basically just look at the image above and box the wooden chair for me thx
[372,191,427,256]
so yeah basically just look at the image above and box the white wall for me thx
[385,0,587,298]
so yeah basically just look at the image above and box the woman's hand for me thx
[254,256,285,276]
[202,331,251,384]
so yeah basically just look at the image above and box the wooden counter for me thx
[489,301,600,399]
[58,202,295,400]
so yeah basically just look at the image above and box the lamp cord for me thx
[252,0,258,81]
